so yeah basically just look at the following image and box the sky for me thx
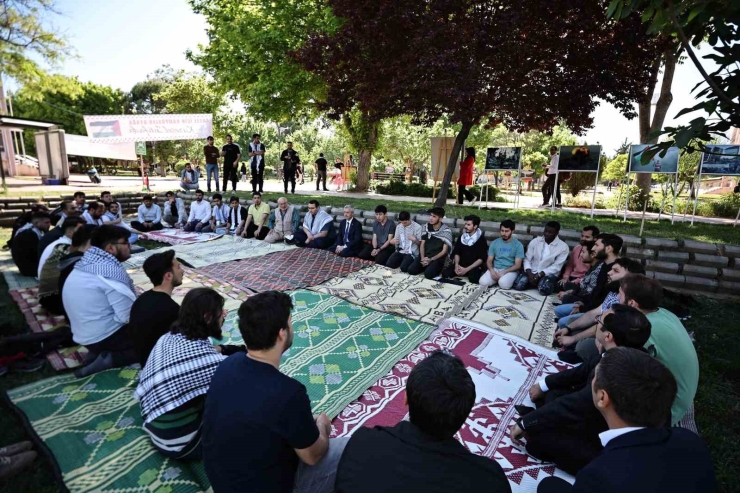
[11,0,722,155]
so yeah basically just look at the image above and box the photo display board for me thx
[700,145,740,176]
[628,145,679,174]
[558,145,601,172]
[485,147,522,171]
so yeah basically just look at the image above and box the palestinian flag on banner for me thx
[88,120,122,138]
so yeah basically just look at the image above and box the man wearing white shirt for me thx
[82,202,105,226]
[184,190,212,232]
[203,193,231,233]
[514,221,569,295]
[131,195,164,231]
[541,146,561,207]
[163,191,188,227]
[62,225,138,378]
[38,217,85,279]
[103,202,139,244]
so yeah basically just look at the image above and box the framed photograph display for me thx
[484,147,522,171]
[700,145,740,176]
[558,145,601,172]
[628,145,679,174]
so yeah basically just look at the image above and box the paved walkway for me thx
[3,174,737,226]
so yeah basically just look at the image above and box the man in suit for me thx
[332,205,364,257]
[537,347,717,493]
[510,304,652,474]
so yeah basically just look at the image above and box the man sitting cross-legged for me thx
[62,225,138,378]
[163,191,188,228]
[103,201,139,244]
[554,257,645,363]
[131,195,164,232]
[479,219,524,289]
[292,199,337,249]
[334,350,512,493]
[407,207,452,279]
[37,217,86,314]
[557,225,599,292]
[241,192,271,240]
[264,197,300,244]
[537,348,716,493]
[82,201,105,226]
[514,221,569,295]
[180,162,200,191]
[510,304,652,475]
[203,291,348,493]
[441,214,488,283]
[357,205,396,266]
[184,190,212,232]
[128,250,184,367]
[12,211,51,277]
[332,205,364,258]
[385,211,423,272]
[553,241,599,318]
[227,196,249,235]
[202,193,230,233]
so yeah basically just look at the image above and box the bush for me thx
[564,196,606,209]
[606,184,655,212]
[374,180,502,201]
[710,193,740,218]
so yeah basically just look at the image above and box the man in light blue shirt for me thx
[479,219,524,289]
[131,195,163,232]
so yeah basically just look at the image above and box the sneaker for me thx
[470,198,477,206]
[0,451,37,480]
[0,441,32,457]
[73,352,114,378]
[9,357,46,373]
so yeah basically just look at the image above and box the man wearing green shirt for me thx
[241,192,271,240]
[618,274,699,425]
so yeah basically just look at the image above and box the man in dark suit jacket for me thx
[538,347,717,493]
[332,205,364,257]
[510,305,652,474]
[12,212,51,277]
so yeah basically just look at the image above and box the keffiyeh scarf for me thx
[75,246,136,294]
[134,333,226,422]
[303,209,333,235]
[426,223,453,248]
[460,228,482,246]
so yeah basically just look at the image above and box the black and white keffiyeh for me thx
[460,228,482,246]
[135,333,226,423]
[75,246,136,295]
[426,223,453,248]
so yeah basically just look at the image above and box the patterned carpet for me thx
[9,288,88,370]
[137,229,223,246]
[310,265,486,325]
[6,290,435,492]
[331,319,576,493]
[455,288,559,346]
[0,252,39,291]
[201,248,372,292]
[123,235,296,269]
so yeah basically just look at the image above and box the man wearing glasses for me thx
[62,226,138,378]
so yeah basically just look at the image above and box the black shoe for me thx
[514,405,536,417]
[557,348,583,364]
[9,357,46,373]
[323,189,329,191]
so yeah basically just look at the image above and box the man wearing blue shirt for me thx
[479,219,524,289]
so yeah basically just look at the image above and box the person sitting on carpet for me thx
[514,221,569,295]
[62,225,138,378]
[441,214,488,283]
[49,198,77,225]
[203,291,348,493]
[407,207,452,279]
[131,195,164,232]
[184,190,212,233]
[73,191,87,214]
[332,205,364,258]
[385,211,423,272]
[163,191,188,228]
[554,257,645,363]
[82,201,105,226]
[202,193,230,233]
[479,219,524,289]
[510,304,652,475]
[334,350,511,493]
[12,211,51,277]
[357,205,396,265]
[264,197,300,244]
[39,200,77,255]
[557,225,599,292]
[37,217,86,314]
[292,199,337,249]
[99,191,123,225]
[128,250,184,367]
[241,192,271,240]
[180,162,200,191]
[536,348,716,493]
[227,196,249,236]
[103,202,139,244]
[58,225,95,309]
[135,288,240,460]
[554,241,599,307]
[618,274,698,426]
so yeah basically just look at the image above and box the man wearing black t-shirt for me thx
[248,133,267,194]
[335,350,511,493]
[314,153,329,191]
[203,291,348,493]
[204,136,220,192]
[128,250,183,367]
[220,134,241,193]
[280,142,299,194]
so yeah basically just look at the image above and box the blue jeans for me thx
[294,437,349,493]
[206,164,219,191]
[555,303,576,319]
[558,312,584,328]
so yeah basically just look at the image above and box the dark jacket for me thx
[333,218,364,253]
[12,229,42,277]
[569,428,717,493]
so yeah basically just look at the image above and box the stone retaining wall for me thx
[3,192,738,296]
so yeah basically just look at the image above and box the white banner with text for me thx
[84,114,213,143]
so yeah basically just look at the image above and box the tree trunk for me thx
[342,112,380,193]
[434,121,473,208]
[356,149,372,191]
[636,49,677,195]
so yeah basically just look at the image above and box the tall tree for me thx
[297,0,660,206]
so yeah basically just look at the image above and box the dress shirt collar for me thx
[599,427,645,447]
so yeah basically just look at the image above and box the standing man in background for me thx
[280,142,299,195]
[541,146,561,207]
[249,133,266,195]
[204,136,220,193]
[315,153,329,191]
[220,134,241,194]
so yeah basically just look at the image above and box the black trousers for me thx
[131,221,164,231]
[245,222,268,240]
[542,174,562,205]
[441,264,484,283]
[85,325,138,368]
[223,165,238,191]
[316,170,328,190]
[457,185,475,204]
[251,164,265,193]
[357,245,393,266]
[407,257,446,279]
[284,169,296,194]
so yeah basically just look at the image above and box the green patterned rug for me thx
[6,290,435,493]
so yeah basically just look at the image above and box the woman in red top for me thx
[457,147,476,205]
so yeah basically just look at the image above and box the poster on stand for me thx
[700,145,740,176]
[558,145,602,172]
[484,147,522,170]
[84,114,213,144]
[628,145,679,173]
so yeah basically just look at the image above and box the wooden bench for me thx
[371,172,411,182]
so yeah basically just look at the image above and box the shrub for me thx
[710,192,740,218]
[374,180,502,201]
[564,196,606,209]
[606,184,655,212]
